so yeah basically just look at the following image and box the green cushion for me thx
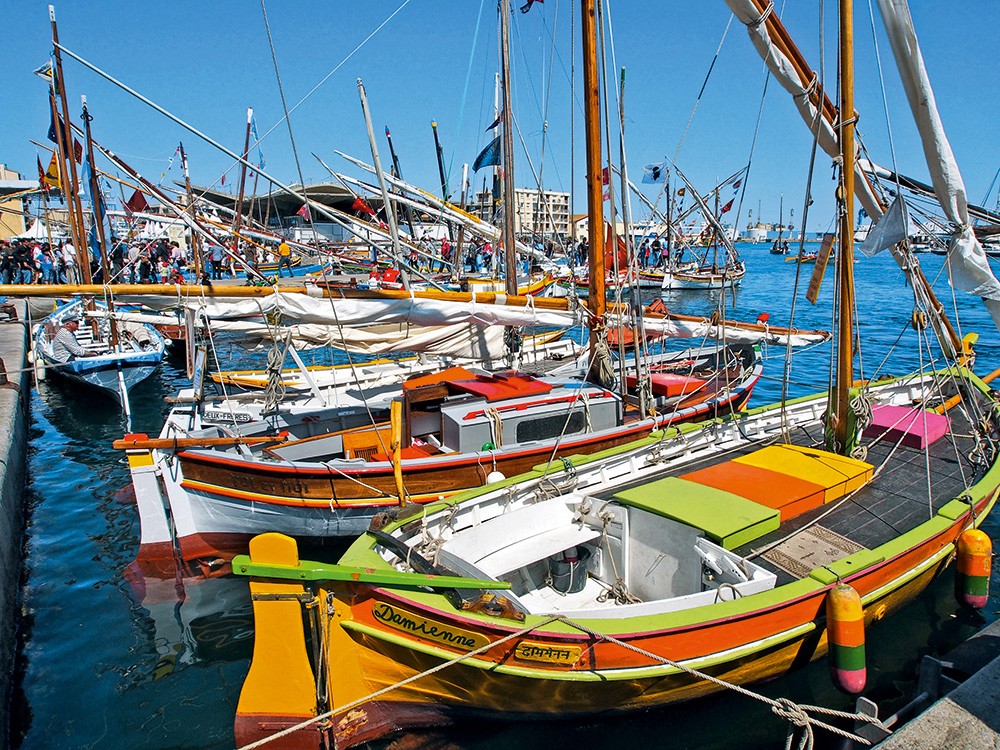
[614,476,780,549]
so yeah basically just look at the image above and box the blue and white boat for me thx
[32,297,165,421]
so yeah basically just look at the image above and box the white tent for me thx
[12,219,68,241]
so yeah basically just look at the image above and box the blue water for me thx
[13,245,1000,748]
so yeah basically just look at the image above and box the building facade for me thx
[468,187,571,239]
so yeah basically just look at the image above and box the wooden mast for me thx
[499,0,518,295]
[46,85,83,261]
[49,5,92,284]
[581,0,605,354]
[832,0,858,452]
[179,141,202,280]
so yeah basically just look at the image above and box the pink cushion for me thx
[863,404,949,449]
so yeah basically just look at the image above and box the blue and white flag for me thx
[473,135,501,172]
[641,162,667,184]
[250,116,266,170]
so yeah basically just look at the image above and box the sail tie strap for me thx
[748,1,774,29]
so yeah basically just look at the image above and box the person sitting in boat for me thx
[52,317,86,363]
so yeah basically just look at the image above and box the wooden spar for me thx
[431,121,449,204]
[499,0,519,296]
[112,434,287,450]
[740,0,962,358]
[80,95,120,346]
[357,77,408,290]
[383,127,418,239]
[49,6,92,284]
[581,0,605,352]
[179,141,203,279]
[455,163,469,276]
[833,0,858,453]
[232,107,253,245]
[45,88,84,262]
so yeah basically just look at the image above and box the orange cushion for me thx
[681,461,825,521]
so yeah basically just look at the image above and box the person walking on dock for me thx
[277,240,293,278]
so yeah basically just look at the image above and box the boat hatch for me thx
[446,371,554,401]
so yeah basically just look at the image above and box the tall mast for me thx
[581,0,605,352]
[357,78,409,290]
[499,0,518,295]
[80,95,117,345]
[47,86,83,258]
[49,5,92,284]
[384,126,418,239]
[179,141,202,279]
[233,107,253,246]
[832,0,858,452]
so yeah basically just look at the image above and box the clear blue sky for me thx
[2,1,998,232]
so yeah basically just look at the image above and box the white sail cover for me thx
[875,0,1000,328]
[725,0,883,218]
[859,196,912,257]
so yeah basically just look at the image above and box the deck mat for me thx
[761,525,866,579]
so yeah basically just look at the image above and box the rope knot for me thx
[772,697,811,728]
[748,1,774,29]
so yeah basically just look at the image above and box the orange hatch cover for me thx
[447,371,554,401]
[402,366,477,390]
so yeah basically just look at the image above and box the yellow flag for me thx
[42,153,61,190]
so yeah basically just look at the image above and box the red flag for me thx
[221,173,226,186]
[296,204,310,220]
[37,156,48,191]
[351,197,377,217]
[519,0,543,12]
[601,167,610,185]
[124,189,149,214]
[73,138,83,163]
[721,198,734,214]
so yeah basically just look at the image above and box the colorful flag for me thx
[33,60,53,80]
[473,135,501,171]
[520,0,543,12]
[46,112,82,162]
[641,162,666,184]
[676,187,686,197]
[721,199,734,214]
[39,153,60,190]
[352,197,377,217]
[296,204,311,220]
[124,189,149,214]
[732,179,741,190]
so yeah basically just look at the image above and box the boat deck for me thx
[600,391,992,587]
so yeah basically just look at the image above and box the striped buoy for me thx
[826,583,866,694]
[955,529,992,609]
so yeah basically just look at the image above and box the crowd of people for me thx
[0,236,293,285]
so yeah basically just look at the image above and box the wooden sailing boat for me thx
[233,2,1000,748]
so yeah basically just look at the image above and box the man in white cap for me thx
[52,316,86,362]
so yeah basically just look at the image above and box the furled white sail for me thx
[875,0,1000,328]
[724,0,883,218]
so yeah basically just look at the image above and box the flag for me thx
[520,0,543,12]
[485,111,503,131]
[38,154,60,191]
[124,189,149,214]
[46,112,82,162]
[473,135,501,171]
[601,167,610,185]
[33,60,53,80]
[721,199,734,214]
[676,187,685,197]
[296,204,310,220]
[80,155,93,202]
[250,116,266,170]
[641,162,666,184]
[352,197,377,217]
[732,179,741,191]
[221,173,226,186]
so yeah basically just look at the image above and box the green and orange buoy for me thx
[826,582,866,694]
[955,528,992,609]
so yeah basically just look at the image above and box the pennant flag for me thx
[676,187,686,197]
[221,173,226,186]
[124,189,149,214]
[46,112,83,162]
[732,179,741,191]
[641,162,666,184]
[47,110,59,143]
[485,111,503,131]
[520,0,543,12]
[352,197,377,217]
[80,155,93,203]
[721,199,734,214]
[36,156,48,191]
[296,204,311,220]
[473,135,501,172]
[33,60,53,80]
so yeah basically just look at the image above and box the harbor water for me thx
[13,246,1000,748]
